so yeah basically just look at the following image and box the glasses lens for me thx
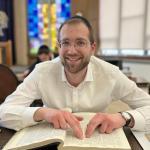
[60,39,90,49]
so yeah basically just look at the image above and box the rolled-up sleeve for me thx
[112,68,150,132]
[0,105,40,130]
[127,109,146,131]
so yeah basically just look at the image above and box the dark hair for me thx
[37,45,50,55]
[57,16,94,44]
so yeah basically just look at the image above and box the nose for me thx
[67,44,78,54]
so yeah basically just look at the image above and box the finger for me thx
[65,113,83,139]
[86,119,101,138]
[69,115,83,139]
[58,114,68,129]
[73,125,84,139]
[71,114,83,124]
[52,118,60,129]
[105,125,113,134]
[99,122,108,133]
[74,115,83,121]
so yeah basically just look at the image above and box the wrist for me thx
[127,113,135,128]
[33,107,46,122]
[119,112,135,128]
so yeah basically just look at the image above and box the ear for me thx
[91,42,96,55]
[56,41,61,54]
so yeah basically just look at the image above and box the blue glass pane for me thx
[28,0,71,54]
[27,0,39,38]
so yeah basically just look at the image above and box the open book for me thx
[3,112,131,150]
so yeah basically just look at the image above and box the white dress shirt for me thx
[0,56,150,132]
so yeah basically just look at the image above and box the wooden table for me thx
[0,127,143,150]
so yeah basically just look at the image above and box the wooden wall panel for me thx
[71,0,100,51]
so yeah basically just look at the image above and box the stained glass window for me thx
[27,0,71,55]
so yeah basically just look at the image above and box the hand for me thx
[85,112,126,138]
[34,108,84,139]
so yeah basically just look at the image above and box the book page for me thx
[3,122,66,150]
[63,113,131,150]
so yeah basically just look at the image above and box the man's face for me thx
[58,23,96,73]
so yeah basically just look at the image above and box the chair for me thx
[0,64,19,104]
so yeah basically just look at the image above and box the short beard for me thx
[61,57,90,73]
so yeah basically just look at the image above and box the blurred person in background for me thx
[23,45,52,78]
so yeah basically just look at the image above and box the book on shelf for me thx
[3,112,131,150]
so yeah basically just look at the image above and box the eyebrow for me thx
[60,38,88,41]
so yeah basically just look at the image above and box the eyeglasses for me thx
[59,39,90,49]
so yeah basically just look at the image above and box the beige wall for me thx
[71,0,100,51]
[13,0,28,65]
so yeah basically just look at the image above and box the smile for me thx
[66,57,81,62]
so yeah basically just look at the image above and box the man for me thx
[0,16,150,140]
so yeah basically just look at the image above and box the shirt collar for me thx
[61,62,93,82]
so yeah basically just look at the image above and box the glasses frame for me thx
[59,39,91,49]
